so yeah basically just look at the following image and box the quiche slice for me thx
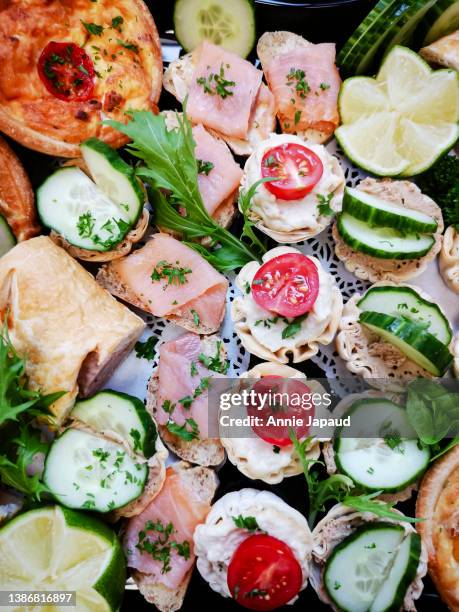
[416,445,459,610]
[0,0,162,157]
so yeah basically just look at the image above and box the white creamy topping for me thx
[243,133,343,232]
[194,489,313,599]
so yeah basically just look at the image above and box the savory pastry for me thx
[146,333,227,467]
[416,444,459,610]
[0,0,162,157]
[310,503,427,611]
[40,138,148,262]
[232,246,343,363]
[257,31,341,143]
[440,225,459,293]
[0,135,40,244]
[333,178,444,282]
[420,30,459,71]
[0,236,145,422]
[97,233,228,335]
[336,282,454,390]
[322,391,430,504]
[67,390,169,519]
[241,133,344,242]
[221,362,322,484]
[194,489,313,607]
[163,41,276,156]
[124,462,218,612]
[163,111,242,229]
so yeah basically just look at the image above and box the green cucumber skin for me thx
[336,214,435,260]
[81,138,144,225]
[324,523,405,612]
[379,534,421,612]
[77,389,158,458]
[343,190,438,234]
[359,311,453,376]
[357,286,453,345]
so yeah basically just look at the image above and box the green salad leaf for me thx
[106,110,265,272]
[342,492,423,524]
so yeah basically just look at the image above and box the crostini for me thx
[440,225,459,293]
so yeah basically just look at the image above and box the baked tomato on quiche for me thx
[0,0,162,157]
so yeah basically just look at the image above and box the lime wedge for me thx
[0,506,125,611]
[338,45,459,176]
[336,112,409,176]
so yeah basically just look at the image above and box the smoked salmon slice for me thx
[187,41,263,140]
[193,124,243,216]
[97,234,228,334]
[261,41,341,140]
[124,464,214,589]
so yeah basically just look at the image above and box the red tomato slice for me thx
[38,42,95,102]
[227,534,303,610]
[247,376,314,446]
[261,143,323,201]
[251,252,319,318]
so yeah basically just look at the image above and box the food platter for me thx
[0,1,458,611]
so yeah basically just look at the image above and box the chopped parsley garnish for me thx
[111,16,124,31]
[198,341,229,374]
[151,261,192,287]
[196,63,236,99]
[197,159,214,175]
[179,395,193,409]
[333,581,341,591]
[245,589,268,599]
[294,110,302,125]
[263,155,278,168]
[317,193,334,217]
[282,314,308,340]
[367,466,375,474]
[134,336,158,361]
[130,428,142,453]
[319,82,330,90]
[81,20,103,36]
[136,520,190,574]
[232,515,260,532]
[116,38,139,53]
[167,418,200,441]
[92,448,110,463]
[286,68,310,98]
[77,212,95,238]
[190,361,198,377]
[162,400,176,415]
[191,309,200,326]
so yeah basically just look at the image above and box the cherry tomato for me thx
[227,534,303,610]
[261,143,323,201]
[251,252,319,318]
[247,376,314,446]
[38,42,95,102]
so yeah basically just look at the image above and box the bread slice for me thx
[132,461,218,612]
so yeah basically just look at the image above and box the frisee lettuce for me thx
[106,110,265,272]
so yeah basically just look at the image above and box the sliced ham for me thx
[187,41,263,139]
[264,43,341,139]
[155,333,217,438]
[100,234,228,333]
[124,465,212,589]
[193,124,243,216]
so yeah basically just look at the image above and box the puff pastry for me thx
[0,236,145,422]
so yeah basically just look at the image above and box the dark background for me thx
[5,0,446,610]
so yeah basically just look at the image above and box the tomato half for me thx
[38,42,95,102]
[261,143,323,201]
[247,376,314,446]
[251,252,319,318]
[227,534,303,610]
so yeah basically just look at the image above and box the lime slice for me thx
[339,77,390,124]
[336,112,409,176]
[0,506,125,611]
[339,45,459,176]
[399,119,459,175]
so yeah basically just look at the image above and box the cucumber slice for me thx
[0,215,16,257]
[358,286,452,345]
[359,311,453,376]
[37,167,132,252]
[337,0,437,77]
[423,0,459,45]
[72,390,157,458]
[173,0,255,58]
[324,523,405,612]
[337,213,435,260]
[370,533,422,612]
[43,429,148,513]
[343,187,438,234]
[81,138,144,225]
[335,398,430,492]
